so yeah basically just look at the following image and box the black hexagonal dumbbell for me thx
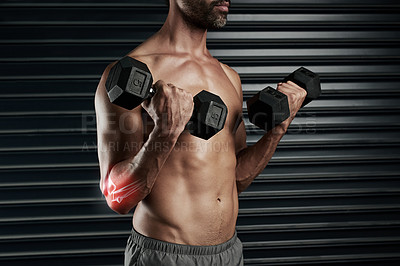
[105,56,228,140]
[106,56,154,110]
[283,67,321,107]
[246,67,321,131]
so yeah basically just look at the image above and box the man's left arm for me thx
[225,66,306,193]
[234,120,285,193]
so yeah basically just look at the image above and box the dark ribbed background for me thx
[1,0,400,265]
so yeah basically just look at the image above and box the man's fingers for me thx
[279,81,300,90]
[153,79,167,89]
[278,82,307,97]
[286,80,303,90]
[141,98,150,109]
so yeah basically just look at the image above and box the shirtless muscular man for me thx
[95,0,306,265]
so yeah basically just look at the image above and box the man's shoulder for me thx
[218,61,242,92]
[125,48,157,67]
[124,36,168,66]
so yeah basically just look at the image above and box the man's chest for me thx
[150,58,243,128]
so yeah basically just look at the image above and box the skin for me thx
[95,0,306,245]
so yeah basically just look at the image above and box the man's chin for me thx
[211,18,227,29]
[208,12,228,29]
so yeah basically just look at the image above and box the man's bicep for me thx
[224,65,247,155]
[96,107,144,166]
[234,119,247,155]
[95,66,145,188]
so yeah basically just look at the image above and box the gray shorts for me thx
[124,228,244,266]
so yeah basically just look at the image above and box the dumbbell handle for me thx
[148,87,156,97]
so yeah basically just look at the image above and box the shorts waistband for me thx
[129,228,238,256]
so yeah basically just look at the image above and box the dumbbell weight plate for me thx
[188,90,228,140]
[246,86,290,131]
[106,56,153,110]
[283,67,321,107]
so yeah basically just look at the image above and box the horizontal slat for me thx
[209,31,400,40]
[238,205,400,216]
[0,133,96,151]
[0,247,123,261]
[0,167,100,184]
[246,114,400,131]
[0,115,96,133]
[0,97,95,114]
[232,64,400,74]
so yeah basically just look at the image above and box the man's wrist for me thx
[151,125,181,144]
[270,123,287,137]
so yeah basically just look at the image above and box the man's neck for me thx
[156,9,209,57]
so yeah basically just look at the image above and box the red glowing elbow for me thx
[102,174,146,212]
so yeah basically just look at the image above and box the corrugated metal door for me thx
[1,0,399,265]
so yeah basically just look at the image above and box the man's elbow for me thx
[99,171,150,215]
[102,186,148,215]
[110,205,132,215]
[105,196,135,215]
[236,179,249,195]
[98,184,131,214]
[236,184,245,195]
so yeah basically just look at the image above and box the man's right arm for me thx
[95,62,193,214]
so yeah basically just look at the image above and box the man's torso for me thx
[126,41,243,245]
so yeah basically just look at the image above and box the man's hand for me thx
[275,81,307,132]
[141,80,194,139]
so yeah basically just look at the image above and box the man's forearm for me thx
[235,127,285,193]
[102,127,179,214]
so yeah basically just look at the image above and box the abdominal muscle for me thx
[132,132,239,246]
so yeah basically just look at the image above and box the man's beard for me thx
[180,0,229,30]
